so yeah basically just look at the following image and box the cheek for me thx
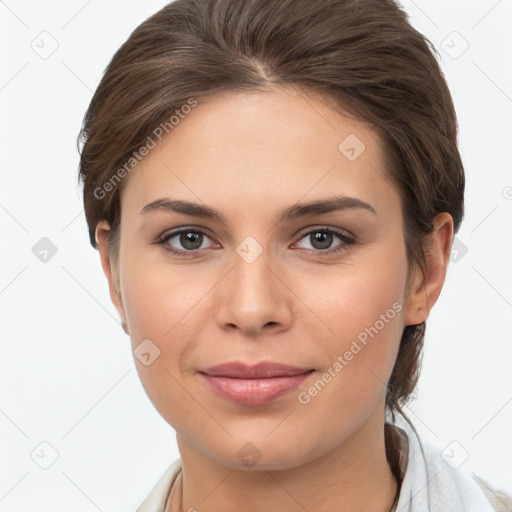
[122,272,211,371]
[119,249,219,404]
[300,248,408,404]
[295,289,405,446]
[120,264,208,425]
[303,249,407,350]
[120,242,209,339]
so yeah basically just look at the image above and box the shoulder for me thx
[471,474,512,512]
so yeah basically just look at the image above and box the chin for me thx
[199,431,328,472]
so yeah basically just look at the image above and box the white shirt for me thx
[391,415,495,511]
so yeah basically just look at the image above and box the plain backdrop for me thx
[1,0,511,510]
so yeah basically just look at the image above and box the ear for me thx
[403,212,454,326]
[95,220,129,334]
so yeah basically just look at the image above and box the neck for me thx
[168,403,398,512]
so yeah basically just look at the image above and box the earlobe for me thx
[403,213,454,326]
[95,221,129,334]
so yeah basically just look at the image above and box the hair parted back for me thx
[77,0,464,419]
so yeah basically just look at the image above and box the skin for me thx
[95,86,453,512]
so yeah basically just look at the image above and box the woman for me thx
[77,0,511,510]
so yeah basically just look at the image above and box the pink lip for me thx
[199,361,315,405]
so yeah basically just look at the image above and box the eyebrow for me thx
[139,195,377,222]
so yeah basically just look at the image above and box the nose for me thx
[215,246,293,337]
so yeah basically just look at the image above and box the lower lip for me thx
[200,372,314,405]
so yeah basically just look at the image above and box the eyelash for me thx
[155,226,357,258]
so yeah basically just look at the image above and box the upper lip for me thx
[199,361,314,379]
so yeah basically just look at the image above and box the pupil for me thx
[181,232,202,250]
[312,231,332,250]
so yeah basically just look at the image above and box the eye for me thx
[155,225,356,257]
[157,227,217,255]
[294,227,356,255]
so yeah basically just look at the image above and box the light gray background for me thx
[1,0,511,510]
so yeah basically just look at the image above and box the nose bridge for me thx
[231,236,276,306]
[215,235,291,334]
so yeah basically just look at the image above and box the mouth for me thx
[198,361,315,405]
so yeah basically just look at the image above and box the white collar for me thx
[391,414,494,511]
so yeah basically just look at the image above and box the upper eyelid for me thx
[296,225,354,239]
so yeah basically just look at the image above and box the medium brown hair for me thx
[77,0,464,419]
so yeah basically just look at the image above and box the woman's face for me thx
[102,87,427,469]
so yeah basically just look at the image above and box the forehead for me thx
[120,87,401,224]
